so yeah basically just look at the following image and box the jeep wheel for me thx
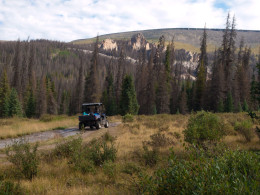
[104,121,109,128]
[96,122,101,130]
[79,122,84,130]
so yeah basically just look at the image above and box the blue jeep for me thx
[78,103,109,130]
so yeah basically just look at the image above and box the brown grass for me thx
[0,115,78,139]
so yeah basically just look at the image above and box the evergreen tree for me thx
[225,91,234,112]
[120,74,139,115]
[243,100,249,112]
[101,73,117,116]
[8,88,23,117]
[164,44,171,83]
[250,71,258,110]
[194,61,206,111]
[25,88,36,118]
[217,100,224,113]
[0,69,10,117]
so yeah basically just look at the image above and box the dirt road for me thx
[0,122,121,149]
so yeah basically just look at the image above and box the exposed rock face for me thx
[100,39,118,51]
[130,33,149,50]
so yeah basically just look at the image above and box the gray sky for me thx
[0,0,259,42]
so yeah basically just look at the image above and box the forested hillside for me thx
[0,14,259,118]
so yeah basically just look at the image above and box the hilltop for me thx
[72,28,260,54]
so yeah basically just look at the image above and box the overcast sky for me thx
[0,0,259,42]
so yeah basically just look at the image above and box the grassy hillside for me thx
[0,113,259,194]
[72,28,260,54]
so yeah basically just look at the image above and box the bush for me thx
[147,133,173,148]
[234,120,254,142]
[53,136,82,159]
[88,140,117,166]
[184,111,224,146]
[0,180,24,195]
[69,150,96,174]
[142,145,158,167]
[136,150,260,194]
[122,162,141,175]
[103,160,117,182]
[122,114,134,123]
[5,139,39,180]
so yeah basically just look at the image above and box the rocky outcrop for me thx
[130,33,150,50]
[100,39,118,51]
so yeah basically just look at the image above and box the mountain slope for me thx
[72,28,260,54]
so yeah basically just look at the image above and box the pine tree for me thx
[225,91,234,112]
[25,88,36,118]
[197,25,208,75]
[243,100,249,112]
[194,26,208,111]
[101,73,117,116]
[250,71,258,110]
[0,69,10,117]
[194,60,206,111]
[120,74,139,115]
[217,100,224,113]
[8,88,23,117]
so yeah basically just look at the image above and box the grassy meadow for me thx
[0,112,259,194]
[0,115,78,139]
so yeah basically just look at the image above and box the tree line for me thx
[0,14,259,118]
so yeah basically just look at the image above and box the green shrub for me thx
[122,114,134,123]
[184,111,224,146]
[69,150,95,174]
[88,140,117,166]
[5,139,39,180]
[0,180,24,195]
[142,145,158,167]
[122,162,141,175]
[53,136,82,159]
[103,160,117,182]
[136,150,260,194]
[234,120,254,142]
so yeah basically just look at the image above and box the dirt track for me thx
[0,122,121,149]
